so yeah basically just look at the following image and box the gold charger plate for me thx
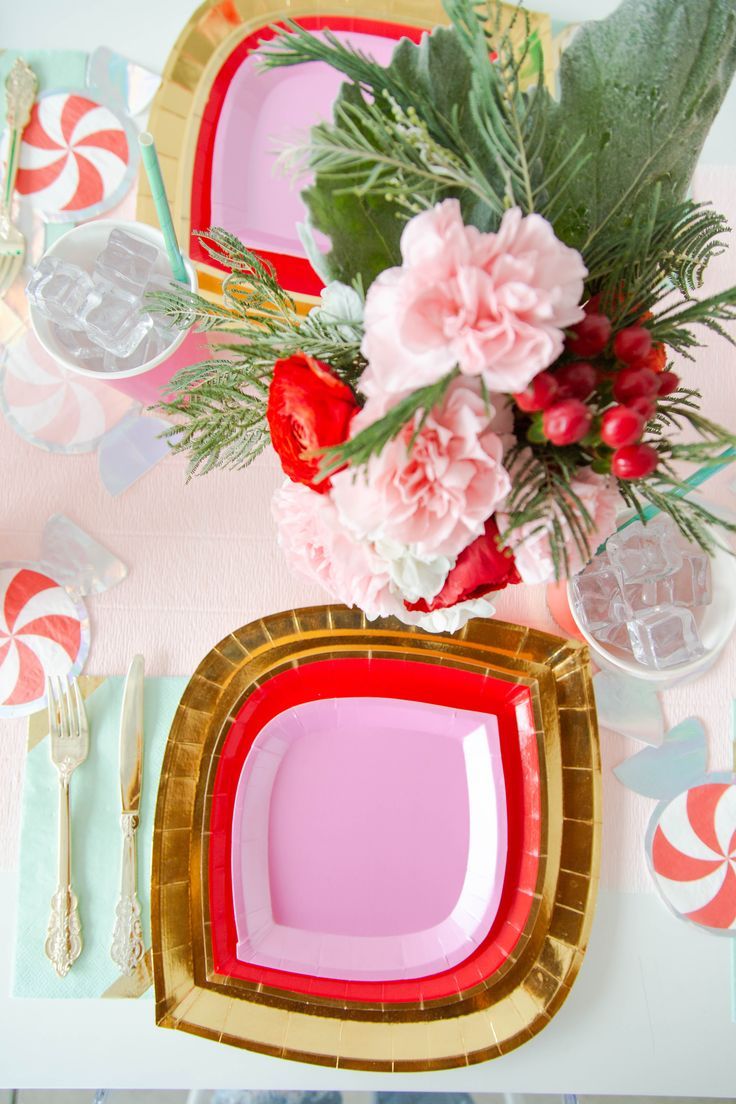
[152,606,601,1070]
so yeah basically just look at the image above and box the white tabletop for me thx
[1,0,736,1094]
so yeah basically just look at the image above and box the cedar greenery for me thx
[151,230,364,476]
[152,0,736,571]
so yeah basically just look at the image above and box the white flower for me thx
[307,281,364,341]
[406,594,498,634]
[373,537,453,604]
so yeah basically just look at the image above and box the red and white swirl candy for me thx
[14,91,137,221]
[0,565,89,717]
[0,328,134,453]
[649,780,736,932]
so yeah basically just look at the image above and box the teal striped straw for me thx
[595,445,736,554]
[138,131,188,284]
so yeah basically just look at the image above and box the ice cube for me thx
[607,516,682,582]
[581,551,609,573]
[82,287,152,358]
[627,605,704,669]
[606,523,649,580]
[641,515,683,575]
[26,258,94,329]
[672,549,712,608]
[142,273,178,339]
[94,229,158,298]
[571,562,629,632]
[623,574,674,612]
[595,620,633,652]
[49,322,106,366]
[103,327,170,373]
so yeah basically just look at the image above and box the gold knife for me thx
[111,654,145,975]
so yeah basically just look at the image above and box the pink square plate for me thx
[231,695,507,981]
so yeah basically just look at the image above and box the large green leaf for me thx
[302,26,504,287]
[548,0,736,251]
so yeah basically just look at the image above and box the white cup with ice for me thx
[567,505,736,687]
[27,219,200,404]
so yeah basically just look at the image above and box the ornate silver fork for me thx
[44,676,89,977]
[0,58,37,298]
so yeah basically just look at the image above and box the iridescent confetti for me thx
[97,412,171,496]
[593,670,664,744]
[614,717,707,799]
[86,46,160,120]
[40,513,127,597]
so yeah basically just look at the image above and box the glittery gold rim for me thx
[138,0,553,307]
[152,607,600,1070]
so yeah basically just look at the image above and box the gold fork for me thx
[0,59,37,298]
[44,676,89,977]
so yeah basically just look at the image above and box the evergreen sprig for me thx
[616,478,736,554]
[281,91,500,220]
[150,229,365,476]
[497,445,599,579]
[267,1,578,235]
[316,370,459,481]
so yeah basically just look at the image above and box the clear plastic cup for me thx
[28,218,204,406]
[548,497,736,689]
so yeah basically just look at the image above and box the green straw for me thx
[138,131,188,284]
[595,445,736,554]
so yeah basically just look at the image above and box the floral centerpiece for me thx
[154,0,736,633]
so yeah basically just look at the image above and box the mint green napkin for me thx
[13,676,187,998]
[0,50,88,108]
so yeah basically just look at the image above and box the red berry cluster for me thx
[512,297,679,481]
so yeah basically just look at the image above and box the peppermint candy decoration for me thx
[14,91,137,221]
[0,565,89,718]
[0,327,134,453]
[649,780,736,932]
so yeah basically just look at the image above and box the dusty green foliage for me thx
[545,0,736,251]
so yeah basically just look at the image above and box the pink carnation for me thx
[272,480,396,620]
[497,465,621,584]
[331,378,512,562]
[272,479,504,633]
[360,199,586,397]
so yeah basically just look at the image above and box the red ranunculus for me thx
[266,354,359,493]
[404,518,521,614]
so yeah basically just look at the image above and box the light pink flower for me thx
[272,480,396,620]
[272,479,504,632]
[331,378,512,563]
[497,465,621,584]
[360,199,587,397]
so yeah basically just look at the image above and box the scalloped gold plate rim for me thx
[151,607,600,1070]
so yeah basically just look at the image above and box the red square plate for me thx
[208,657,540,1002]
